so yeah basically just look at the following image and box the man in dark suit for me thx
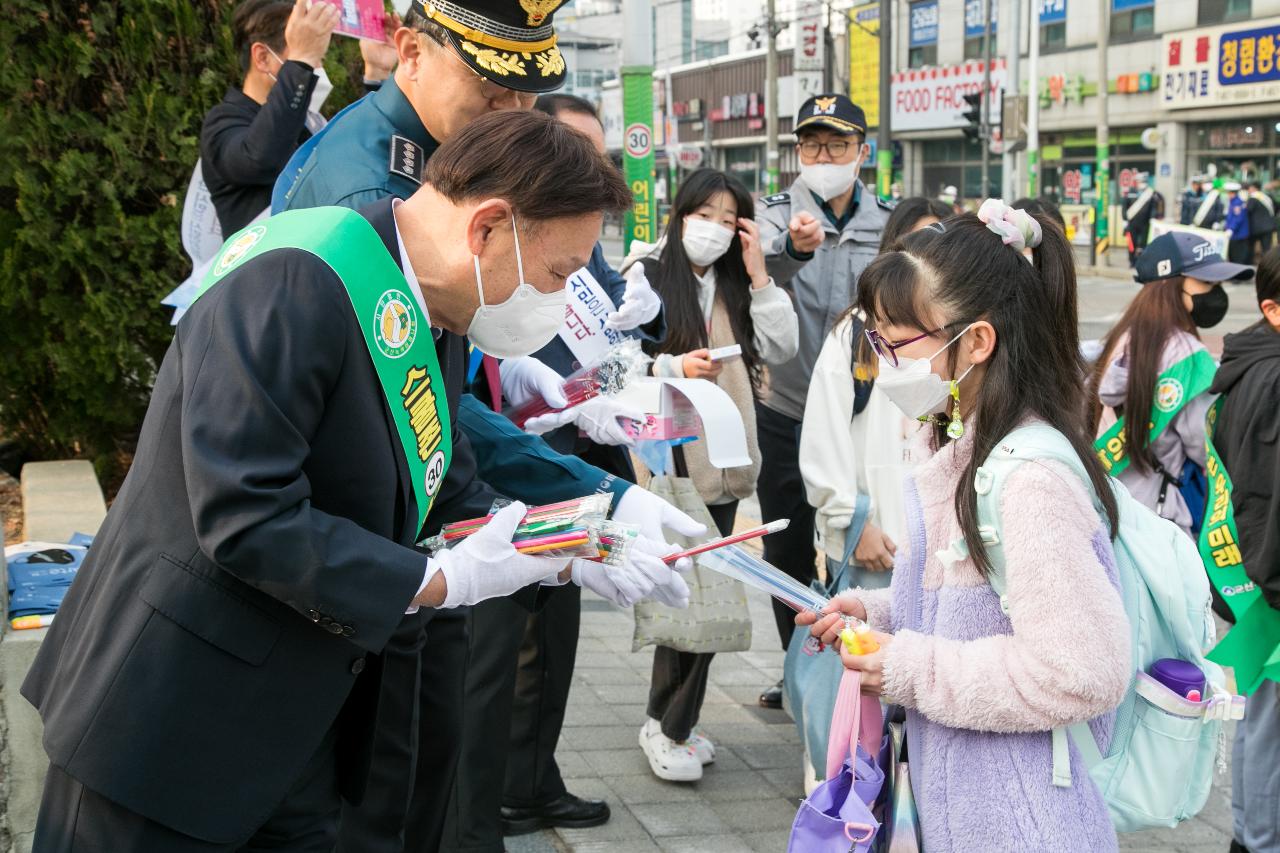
[23,110,688,852]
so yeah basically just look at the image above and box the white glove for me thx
[570,536,689,608]
[605,264,662,331]
[523,396,648,446]
[434,502,568,608]
[613,485,707,543]
[499,357,567,409]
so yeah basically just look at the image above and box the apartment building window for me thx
[909,44,938,67]
[1198,0,1251,24]
[1039,0,1066,54]
[1111,0,1154,40]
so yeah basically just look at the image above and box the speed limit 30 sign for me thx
[624,123,652,158]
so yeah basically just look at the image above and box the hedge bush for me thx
[0,0,366,479]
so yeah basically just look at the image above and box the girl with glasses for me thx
[799,200,1130,853]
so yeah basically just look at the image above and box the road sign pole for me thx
[622,0,655,256]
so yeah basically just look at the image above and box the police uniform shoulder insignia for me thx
[389,135,424,185]
[763,193,790,207]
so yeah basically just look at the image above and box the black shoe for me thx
[759,679,784,709]
[501,793,611,836]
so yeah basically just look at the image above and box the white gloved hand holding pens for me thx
[432,502,568,609]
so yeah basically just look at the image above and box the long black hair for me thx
[644,168,763,386]
[856,213,1119,574]
[1086,277,1197,475]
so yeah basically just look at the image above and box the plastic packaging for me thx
[509,340,651,428]
[423,494,614,561]
[696,543,831,614]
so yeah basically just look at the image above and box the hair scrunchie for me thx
[977,198,1043,253]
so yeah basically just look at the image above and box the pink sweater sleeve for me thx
[881,460,1131,733]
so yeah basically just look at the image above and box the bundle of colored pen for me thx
[422,494,623,562]
[509,340,651,429]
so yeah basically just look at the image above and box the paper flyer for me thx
[314,0,388,41]
[614,377,751,469]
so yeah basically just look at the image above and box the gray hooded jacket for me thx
[755,177,892,421]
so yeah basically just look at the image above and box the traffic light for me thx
[962,92,983,141]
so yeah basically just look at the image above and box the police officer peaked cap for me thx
[411,0,569,93]
[795,94,866,136]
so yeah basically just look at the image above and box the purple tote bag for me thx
[789,669,886,852]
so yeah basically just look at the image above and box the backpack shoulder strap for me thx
[972,425,1104,789]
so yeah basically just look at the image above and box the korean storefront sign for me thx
[909,0,938,47]
[964,0,997,39]
[848,3,880,128]
[891,60,1006,132]
[1162,18,1280,109]
[1039,0,1066,24]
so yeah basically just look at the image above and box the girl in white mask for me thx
[797,202,1132,853]
[619,168,798,784]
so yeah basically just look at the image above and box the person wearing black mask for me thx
[1087,231,1254,536]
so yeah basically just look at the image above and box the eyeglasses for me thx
[864,327,944,368]
[797,140,853,159]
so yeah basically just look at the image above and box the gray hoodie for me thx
[1097,329,1213,535]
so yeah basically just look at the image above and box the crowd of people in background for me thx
[18,0,1280,851]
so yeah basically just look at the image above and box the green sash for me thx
[1093,349,1217,478]
[1091,348,1280,692]
[1201,398,1280,694]
[194,208,452,536]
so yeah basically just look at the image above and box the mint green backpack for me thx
[970,423,1231,833]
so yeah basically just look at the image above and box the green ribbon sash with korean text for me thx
[193,207,452,536]
[1092,347,1280,693]
[1093,348,1218,478]
[1200,398,1280,694]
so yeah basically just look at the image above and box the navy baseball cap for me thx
[795,94,867,136]
[1134,231,1255,284]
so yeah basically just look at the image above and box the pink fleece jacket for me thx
[848,422,1131,851]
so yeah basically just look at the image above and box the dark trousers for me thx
[335,609,468,853]
[442,442,633,851]
[1230,238,1253,264]
[438,593,535,852]
[755,402,818,649]
[646,500,737,741]
[504,582,582,807]
[1253,231,1275,262]
[35,725,341,853]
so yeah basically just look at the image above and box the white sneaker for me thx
[687,731,716,766]
[640,719,703,782]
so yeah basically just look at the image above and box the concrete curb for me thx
[1,461,107,853]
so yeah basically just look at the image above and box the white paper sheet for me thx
[613,377,750,470]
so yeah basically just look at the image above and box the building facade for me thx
[879,0,1280,214]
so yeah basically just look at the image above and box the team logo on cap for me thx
[213,225,267,277]
[813,97,838,115]
[1192,240,1216,261]
[374,289,418,359]
[1157,259,1173,277]
[1155,377,1185,413]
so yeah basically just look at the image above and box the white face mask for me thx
[466,215,566,359]
[800,155,862,201]
[681,217,736,267]
[874,325,976,421]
